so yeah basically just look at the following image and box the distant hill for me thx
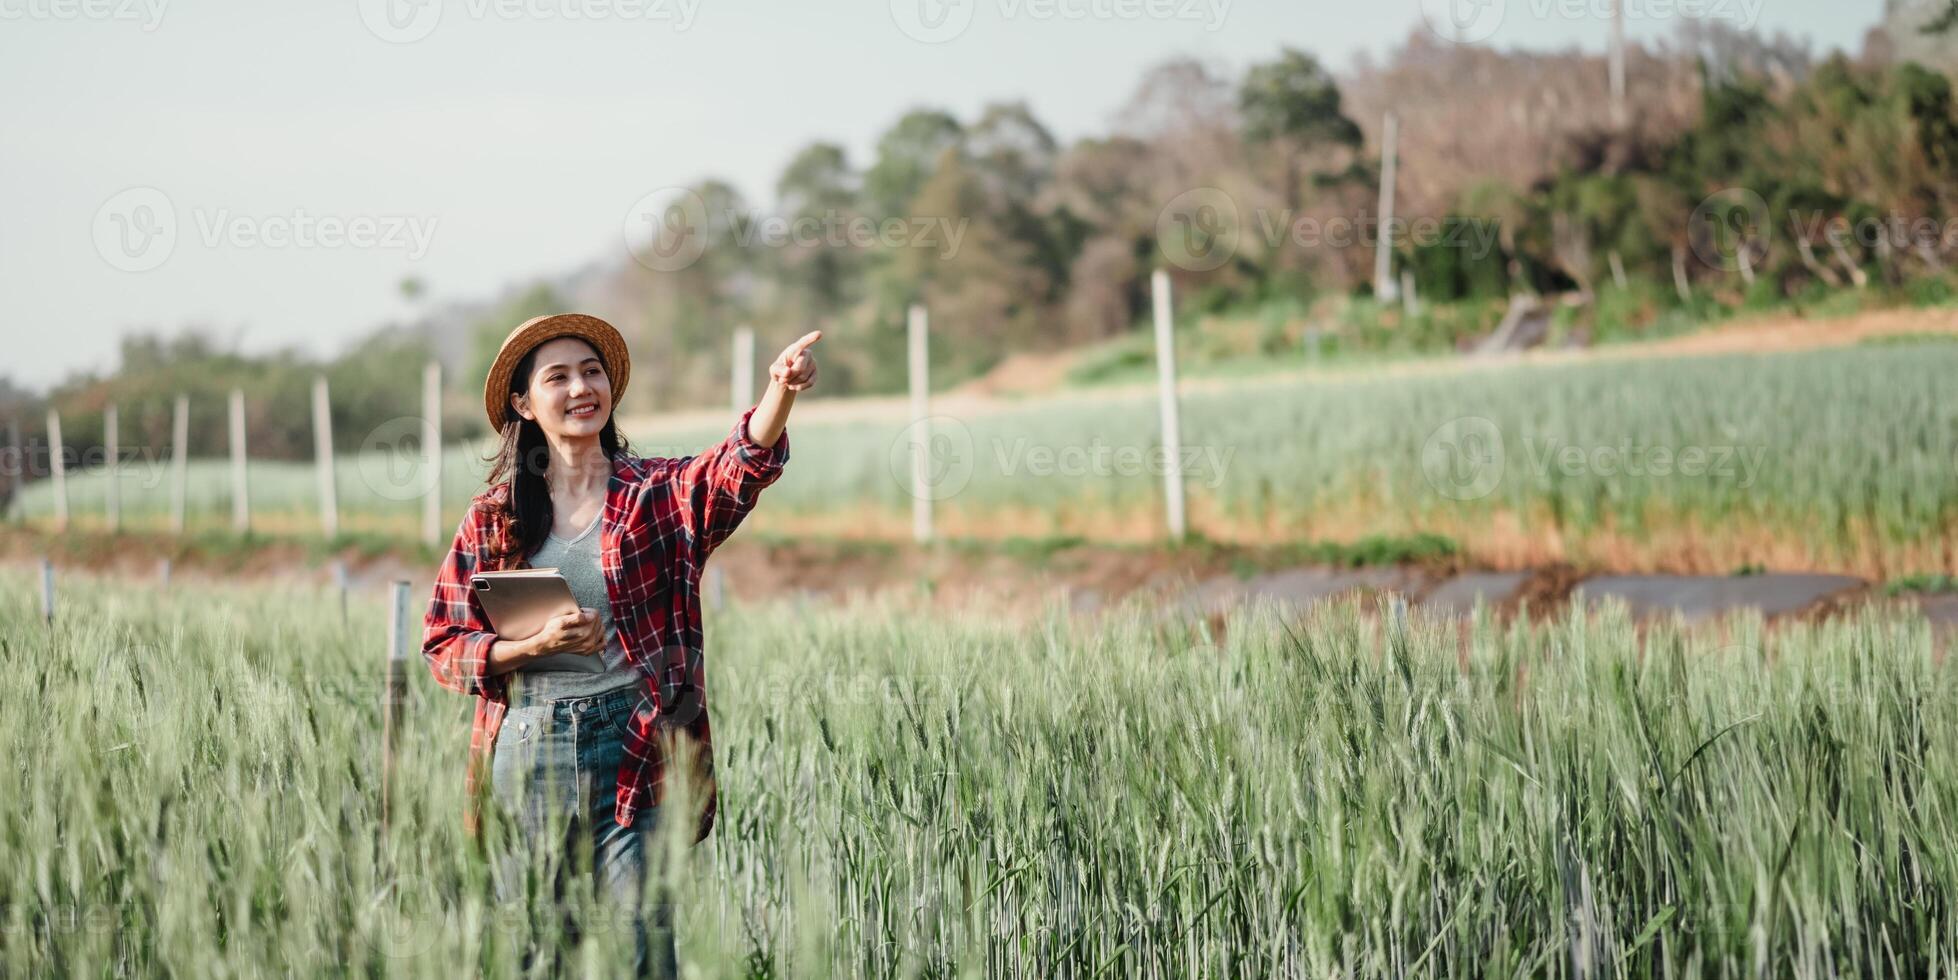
[1880,0,1958,70]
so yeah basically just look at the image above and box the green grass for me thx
[1886,573,1958,596]
[4,568,1957,975]
[14,344,1958,571]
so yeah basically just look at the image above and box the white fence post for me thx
[907,304,932,543]
[1373,111,1401,303]
[229,389,249,534]
[104,404,120,533]
[159,558,171,589]
[1151,269,1188,541]
[422,360,443,548]
[170,395,189,535]
[47,410,68,533]
[313,376,338,538]
[382,580,412,834]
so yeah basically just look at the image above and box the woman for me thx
[420,313,819,976]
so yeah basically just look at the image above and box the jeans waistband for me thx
[514,683,640,726]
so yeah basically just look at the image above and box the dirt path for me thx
[8,527,1951,637]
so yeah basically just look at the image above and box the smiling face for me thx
[510,336,614,439]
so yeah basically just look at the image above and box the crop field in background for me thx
[13,343,1958,576]
[3,568,1956,977]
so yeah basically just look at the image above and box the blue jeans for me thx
[488,684,677,979]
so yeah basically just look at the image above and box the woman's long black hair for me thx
[481,336,632,565]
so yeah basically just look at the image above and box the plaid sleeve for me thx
[670,403,790,561]
[421,502,500,697]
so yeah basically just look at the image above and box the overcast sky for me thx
[0,0,1879,393]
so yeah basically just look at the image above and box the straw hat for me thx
[482,313,632,429]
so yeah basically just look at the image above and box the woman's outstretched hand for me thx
[747,330,820,448]
[769,330,821,392]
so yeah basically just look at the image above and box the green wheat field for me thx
[17,344,1958,575]
[3,566,1954,977]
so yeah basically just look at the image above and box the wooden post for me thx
[47,410,68,533]
[228,389,249,534]
[1400,270,1420,317]
[422,360,443,548]
[1151,270,1188,541]
[313,376,338,539]
[382,579,411,835]
[40,558,54,627]
[170,395,189,535]
[159,558,171,589]
[907,304,932,543]
[104,404,120,533]
[1373,112,1401,304]
[731,326,756,415]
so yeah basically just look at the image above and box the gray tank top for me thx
[506,511,640,704]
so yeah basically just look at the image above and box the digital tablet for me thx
[469,568,601,673]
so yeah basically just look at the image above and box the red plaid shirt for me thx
[421,405,788,841]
